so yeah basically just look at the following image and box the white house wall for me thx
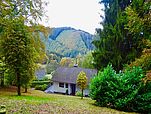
[53,82,70,94]
[46,81,90,96]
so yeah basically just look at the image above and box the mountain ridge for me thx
[41,27,95,58]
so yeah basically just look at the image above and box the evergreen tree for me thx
[93,0,145,71]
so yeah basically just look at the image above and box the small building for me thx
[45,67,97,96]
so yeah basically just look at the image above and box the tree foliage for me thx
[126,1,151,73]
[0,0,46,24]
[93,0,150,71]
[0,0,46,95]
[59,57,74,67]
[130,39,151,72]
[0,59,5,87]
[125,0,151,40]
[81,52,94,69]
[76,71,88,99]
[0,17,36,95]
[46,60,58,74]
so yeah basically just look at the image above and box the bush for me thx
[75,91,82,97]
[31,80,50,88]
[35,84,48,91]
[89,64,151,113]
[131,82,151,113]
[89,65,120,107]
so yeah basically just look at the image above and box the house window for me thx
[65,83,68,88]
[59,83,64,88]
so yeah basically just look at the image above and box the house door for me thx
[70,84,76,95]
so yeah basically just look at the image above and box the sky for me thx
[40,0,104,34]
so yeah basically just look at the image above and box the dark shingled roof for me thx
[52,67,97,84]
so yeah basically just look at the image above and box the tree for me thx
[0,0,46,95]
[125,0,151,73]
[92,0,147,71]
[130,39,151,72]
[0,0,46,25]
[0,17,36,95]
[60,57,74,67]
[125,0,151,39]
[46,60,59,74]
[81,52,94,69]
[76,71,88,99]
[0,59,5,87]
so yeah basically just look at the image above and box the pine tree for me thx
[93,0,144,71]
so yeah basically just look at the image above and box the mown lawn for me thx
[0,87,137,114]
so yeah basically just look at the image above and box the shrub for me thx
[89,65,151,113]
[31,80,50,88]
[130,82,151,113]
[35,84,47,91]
[114,66,144,110]
[89,64,119,107]
[75,91,82,97]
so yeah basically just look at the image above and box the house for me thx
[45,67,97,96]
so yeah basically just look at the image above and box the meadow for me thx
[0,87,136,114]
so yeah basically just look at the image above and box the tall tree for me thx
[0,0,46,95]
[126,0,151,73]
[125,0,151,40]
[93,0,146,71]
[0,18,35,95]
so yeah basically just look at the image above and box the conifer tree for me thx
[93,0,145,71]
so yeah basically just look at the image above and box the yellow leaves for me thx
[76,71,88,90]
[130,40,151,81]
[146,70,151,81]
[143,70,151,84]
[60,57,73,67]
[125,6,144,34]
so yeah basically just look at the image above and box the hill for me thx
[40,27,94,58]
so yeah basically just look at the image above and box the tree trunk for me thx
[1,76,4,87]
[16,71,21,96]
[81,89,83,99]
[25,85,27,93]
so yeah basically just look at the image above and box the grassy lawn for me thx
[0,87,137,114]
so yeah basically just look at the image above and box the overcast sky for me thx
[40,0,104,34]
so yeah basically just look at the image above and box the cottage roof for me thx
[52,67,97,84]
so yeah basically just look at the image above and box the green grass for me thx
[0,87,137,114]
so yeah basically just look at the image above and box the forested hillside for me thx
[40,27,94,57]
